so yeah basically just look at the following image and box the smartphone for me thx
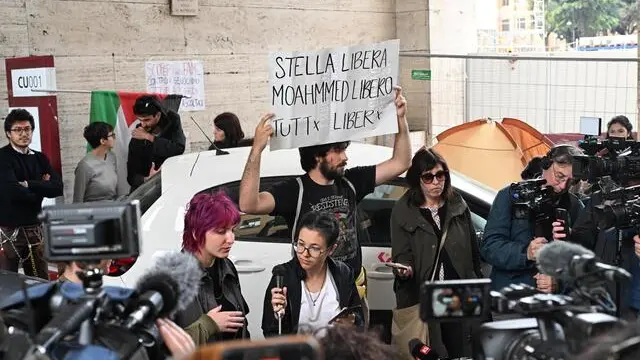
[555,208,571,239]
[384,262,410,271]
[328,305,362,324]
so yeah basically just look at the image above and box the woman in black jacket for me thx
[174,191,250,345]
[391,147,484,358]
[262,212,363,337]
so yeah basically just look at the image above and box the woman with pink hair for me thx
[173,191,250,345]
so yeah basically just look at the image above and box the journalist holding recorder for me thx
[480,145,584,294]
[174,192,250,345]
[262,211,363,337]
[390,147,483,359]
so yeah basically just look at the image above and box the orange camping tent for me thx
[502,118,554,162]
[432,119,553,191]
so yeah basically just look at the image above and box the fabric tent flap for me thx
[501,118,553,162]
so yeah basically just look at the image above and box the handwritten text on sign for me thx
[268,39,400,150]
[145,60,205,111]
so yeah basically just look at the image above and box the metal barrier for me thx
[401,52,639,137]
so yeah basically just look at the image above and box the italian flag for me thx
[88,91,182,195]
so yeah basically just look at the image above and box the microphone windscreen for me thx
[408,338,440,360]
[272,265,286,277]
[146,251,202,315]
[537,241,594,281]
[135,273,179,318]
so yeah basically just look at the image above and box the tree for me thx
[612,0,638,34]
[545,0,622,46]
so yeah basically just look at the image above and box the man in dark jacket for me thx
[0,109,63,280]
[480,145,584,292]
[127,95,186,191]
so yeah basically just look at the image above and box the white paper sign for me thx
[11,68,57,97]
[268,39,400,150]
[145,60,205,111]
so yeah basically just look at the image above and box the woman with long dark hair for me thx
[211,112,246,149]
[262,211,363,336]
[390,147,483,359]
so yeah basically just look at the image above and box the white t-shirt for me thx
[297,267,341,334]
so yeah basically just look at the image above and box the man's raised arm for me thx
[375,86,412,185]
[238,114,277,215]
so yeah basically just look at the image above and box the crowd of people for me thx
[1,88,640,359]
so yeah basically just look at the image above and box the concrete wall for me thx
[0,0,397,201]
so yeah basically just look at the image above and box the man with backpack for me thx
[238,87,411,319]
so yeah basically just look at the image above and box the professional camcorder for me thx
[420,242,633,360]
[592,183,640,231]
[573,136,640,182]
[509,179,567,239]
[0,201,201,360]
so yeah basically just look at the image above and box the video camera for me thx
[420,240,634,360]
[592,184,640,231]
[0,201,152,360]
[573,136,640,182]
[40,201,141,263]
[510,179,566,239]
[421,280,625,360]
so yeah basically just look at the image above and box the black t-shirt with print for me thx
[268,166,376,276]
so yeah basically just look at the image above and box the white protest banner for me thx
[145,60,205,111]
[268,39,400,150]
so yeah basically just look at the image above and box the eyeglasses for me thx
[9,127,32,134]
[293,241,325,258]
[107,133,116,139]
[551,163,571,183]
[421,170,448,184]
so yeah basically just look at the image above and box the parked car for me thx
[103,143,497,339]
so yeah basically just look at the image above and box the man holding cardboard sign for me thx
[239,86,410,316]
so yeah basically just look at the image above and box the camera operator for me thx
[606,115,633,140]
[480,145,584,296]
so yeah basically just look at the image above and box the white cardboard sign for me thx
[268,39,400,150]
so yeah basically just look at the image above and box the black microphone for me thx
[408,338,444,360]
[537,241,631,283]
[272,265,286,335]
[124,251,201,330]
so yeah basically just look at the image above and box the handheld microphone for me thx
[408,338,444,360]
[124,251,201,330]
[272,265,286,335]
[537,241,631,283]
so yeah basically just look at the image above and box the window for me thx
[502,0,509,6]
[207,176,492,249]
[518,17,526,30]
[197,176,294,243]
[125,171,161,216]
[501,20,510,32]
[359,182,408,246]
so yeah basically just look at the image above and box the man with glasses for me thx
[0,108,63,279]
[480,145,584,293]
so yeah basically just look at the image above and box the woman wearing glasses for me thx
[73,121,120,203]
[262,211,363,337]
[390,147,483,359]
